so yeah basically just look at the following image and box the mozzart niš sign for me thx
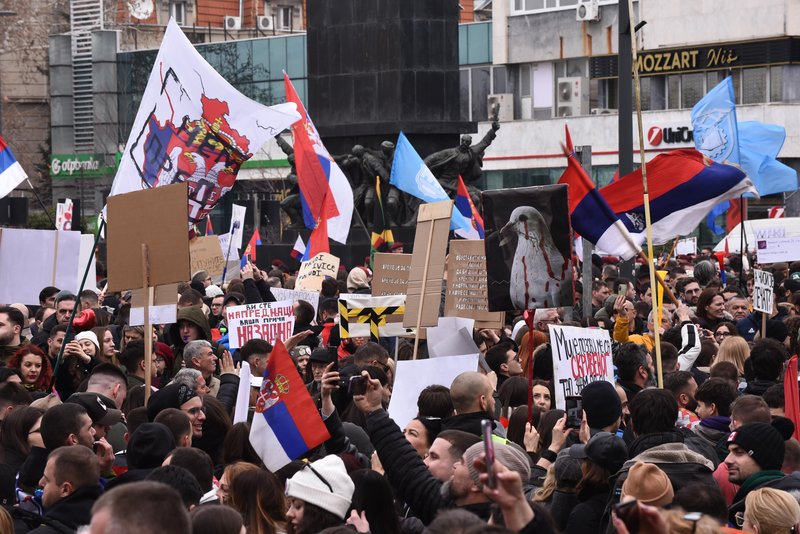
[590,37,800,79]
[50,154,116,179]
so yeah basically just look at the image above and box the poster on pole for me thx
[372,253,412,296]
[444,240,505,329]
[753,269,774,314]
[482,185,573,311]
[271,287,320,316]
[295,252,340,291]
[549,324,614,410]
[0,229,81,305]
[226,300,295,349]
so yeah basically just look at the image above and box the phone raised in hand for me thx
[613,499,640,534]
[565,396,583,429]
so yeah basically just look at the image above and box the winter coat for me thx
[728,471,800,525]
[565,490,611,534]
[14,484,102,534]
[547,490,579,531]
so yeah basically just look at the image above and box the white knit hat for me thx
[285,456,355,519]
[75,330,100,353]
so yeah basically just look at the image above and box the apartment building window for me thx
[742,67,766,104]
[277,6,293,30]
[170,2,187,25]
[512,0,613,14]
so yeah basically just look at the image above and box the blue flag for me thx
[691,77,740,165]
[738,121,798,197]
[389,132,474,235]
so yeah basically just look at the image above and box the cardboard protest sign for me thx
[445,240,505,329]
[226,300,295,349]
[403,201,453,329]
[372,253,412,296]
[295,252,339,291]
[106,183,190,292]
[339,294,414,341]
[482,185,573,311]
[271,288,320,317]
[549,325,614,410]
[0,229,81,305]
[190,236,226,281]
[388,354,479,430]
[129,283,179,326]
[675,237,697,256]
[753,269,774,314]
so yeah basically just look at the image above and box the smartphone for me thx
[613,500,640,534]
[348,375,368,396]
[565,396,583,429]
[482,419,496,489]
[617,284,628,297]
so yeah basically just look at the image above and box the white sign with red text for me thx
[226,299,295,349]
[549,325,614,410]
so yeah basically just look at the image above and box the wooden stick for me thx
[762,311,767,341]
[627,0,663,389]
[142,244,153,405]
[412,217,435,360]
[637,251,680,306]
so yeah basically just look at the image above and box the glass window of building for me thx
[170,2,187,25]
[742,67,766,104]
[681,73,704,108]
[278,6,293,30]
[770,66,783,103]
[520,64,531,97]
[471,67,491,120]
[667,75,680,109]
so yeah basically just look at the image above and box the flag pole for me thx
[26,178,56,228]
[626,0,663,388]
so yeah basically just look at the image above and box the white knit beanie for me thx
[285,455,355,519]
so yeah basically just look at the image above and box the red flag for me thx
[283,74,339,229]
[306,210,330,258]
[727,197,746,231]
[244,229,262,262]
[785,356,800,441]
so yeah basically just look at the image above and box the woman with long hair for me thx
[7,346,51,393]
[695,289,726,331]
[715,336,750,379]
[0,406,43,504]
[217,462,259,505]
[228,468,287,534]
[348,469,401,534]
[743,487,800,534]
[92,326,119,366]
[221,422,265,468]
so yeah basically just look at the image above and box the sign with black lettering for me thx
[295,252,340,291]
[226,300,295,349]
[753,269,774,314]
[549,325,614,410]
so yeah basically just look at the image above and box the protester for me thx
[285,455,354,533]
[227,468,287,534]
[7,346,51,394]
[742,487,800,533]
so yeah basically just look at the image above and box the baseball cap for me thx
[569,431,628,472]
[66,392,123,426]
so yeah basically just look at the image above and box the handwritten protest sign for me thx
[295,252,339,291]
[271,288,320,316]
[372,253,412,296]
[549,325,614,410]
[190,236,226,280]
[444,240,505,329]
[226,300,295,349]
[675,237,697,256]
[753,269,774,314]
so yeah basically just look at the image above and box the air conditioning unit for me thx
[257,16,273,30]
[487,93,514,122]
[591,108,614,115]
[224,16,241,30]
[576,0,600,22]
[556,77,584,117]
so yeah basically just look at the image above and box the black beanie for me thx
[581,381,622,429]
[727,422,785,471]
[127,423,176,469]
[146,383,197,421]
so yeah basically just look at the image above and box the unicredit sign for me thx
[646,125,694,147]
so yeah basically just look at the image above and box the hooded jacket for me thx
[168,306,223,369]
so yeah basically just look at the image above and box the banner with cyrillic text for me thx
[226,300,295,349]
[549,325,614,410]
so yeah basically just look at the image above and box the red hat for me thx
[389,242,404,251]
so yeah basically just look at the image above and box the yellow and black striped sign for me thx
[339,296,412,340]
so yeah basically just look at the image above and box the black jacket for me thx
[0,446,26,506]
[441,411,498,438]
[15,484,102,534]
[547,490,579,531]
[564,490,611,534]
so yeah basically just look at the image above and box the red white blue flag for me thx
[455,176,484,239]
[557,126,639,260]
[249,340,330,471]
[291,235,306,261]
[241,229,262,267]
[284,74,353,245]
[0,136,27,199]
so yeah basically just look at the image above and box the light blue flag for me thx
[691,76,740,164]
[389,132,474,234]
[738,121,798,197]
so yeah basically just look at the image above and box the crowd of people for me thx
[0,250,799,533]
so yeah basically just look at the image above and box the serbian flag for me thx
[241,229,262,268]
[599,149,756,246]
[205,215,215,236]
[455,176,485,239]
[291,235,306,261]
[306,207,330,258]
[557,126,639,260]
[249,340,330,471]
[0,136,27,199]
[284,74,353,245]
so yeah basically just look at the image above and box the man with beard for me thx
[664,371,699,428]
[441,372,502,438]
[613,343,654,402]
[679,277,703,307]
[0,306,28,364]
